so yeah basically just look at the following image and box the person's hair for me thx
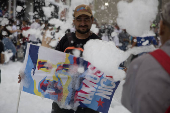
[9,19,14,24]
[45,20,48,24]
[22,19,28,24]
[162,2,170,29]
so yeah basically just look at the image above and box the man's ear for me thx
[91,17,94,23]
[159,20,165,36]
[73,19,75,25]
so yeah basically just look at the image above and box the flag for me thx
[21,44,120,113]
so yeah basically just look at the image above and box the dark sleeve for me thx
[91,33,101,40]
[0,42,4,63]
[55,34,68,52]
[0,42,4,53]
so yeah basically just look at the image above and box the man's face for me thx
[36,19,40,23]
[159,20,169,45]
[14,21,17,25]
[22,21,26,26]
[73,14,93,34]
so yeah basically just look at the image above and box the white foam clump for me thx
[2,50,13,63]
[83,39,156,81]
[49,39,59,48]
[137,30,156,46]
[117,0,158,37]
[101,5,105,10]
[16,6,23,12]
[49,33,62,47]
[29,12,34,16]
[73,49,81,57]
[142,40,149,46]
[77,66,84,73]
[91,24,99,34]
[0,17,2,21]
[140,30,156,37]
[71,0,93,10]
[40,24,45,30]
[1,18,9,26]
[2,31,7,36]
[23,5,27,8]
[111,32,118,37]
[6,26,12,31]
[48,18,64,28]
[48,18,69,40]
[45,30,53,39]
[42,6,54,18]
[83,39,126,81]
[127,45,156,55]
[22,29,41,39]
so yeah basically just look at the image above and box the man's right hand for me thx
[41,30,52,48]
[18,75,21,83]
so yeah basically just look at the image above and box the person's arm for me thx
[0,42,5,64]
[41,30,52,48]
[41,31,67,51]
[113,36,120,48]
[123,36,130,42]
[8,29,21,34]
[121,57,143,112]
[41,37,52,48]
[131,37,137,48]
[18,74,21,83]
[0,53,5,64]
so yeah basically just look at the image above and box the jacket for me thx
[121,39,170,113]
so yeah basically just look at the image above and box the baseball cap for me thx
[73,4,92,18]
[162,2,170,25]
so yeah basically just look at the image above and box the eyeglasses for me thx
[75,18,91,22]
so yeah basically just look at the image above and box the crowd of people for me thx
[0,16,160,65]
[0,17,62,63]
[0,2,170,113]
[99,23,160,50]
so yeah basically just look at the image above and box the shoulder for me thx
[128,53,155,73]
[60,33,73,41]
[127,50,170,90]
[55,33,70,51]
[125,53,161,88]
[90,33,100,39]
[124,52,170,112]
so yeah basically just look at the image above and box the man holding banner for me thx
[50,4,100,113]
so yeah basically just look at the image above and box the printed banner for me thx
[21,44,120,113]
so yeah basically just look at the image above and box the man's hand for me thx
[123,67,127,72]
[17,30,21,32]
[41,30,52,48]
[18,74,21,83]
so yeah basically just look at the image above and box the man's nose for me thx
[80,20,86,25]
